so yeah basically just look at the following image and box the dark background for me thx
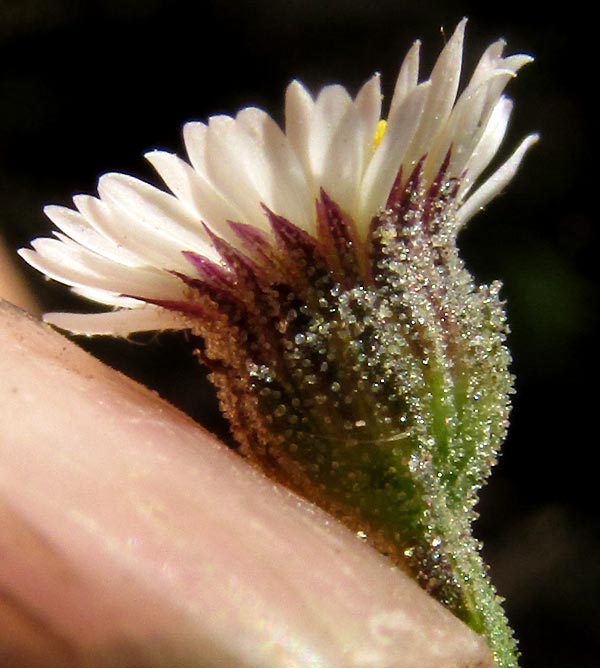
[1,2,597,666]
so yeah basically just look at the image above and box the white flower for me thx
[20,18,537,336]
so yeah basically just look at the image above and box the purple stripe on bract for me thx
[228,221,271,255]
[384,165,404,218]
[228,219,282,278]
[422,150,452,235]
[264,207,320,266]
[182,251,232,289]
[263,206,333,295]
[171,270,255,321]
[200,226,273,316]
[316,189,363,286]
[201,225,260,279]
[388,158,425,224]
[263,207,317,257]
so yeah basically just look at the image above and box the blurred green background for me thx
[1,1,597,666]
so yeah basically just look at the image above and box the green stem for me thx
[420,495,519,668]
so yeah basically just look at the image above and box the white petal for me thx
[44,307,189,336]
[468,39,507,89]
[425,70,513,182]
[203,115,272,232]
[466,52,531,137]
[403,18,467,172]
[44,205,141,267]
[71,285,144,308]
[484,55,532,107]
[468,43,532,106]
[73,195,168,267]
[501,54,534,73]
[354,74,383,173]
[98,173,219,270]
[284,80,315,181]
[183,121,259,241]
[458,97,513,196]
[320,74,382,222]
[456,134,539,227]
[359,82,431,227]
[145,149,221,215]
[21,238,186,301]
[388,40,421,118]
[185,117,298,234]
[307,84,354,189]
[145,150,246,243]
[235,108,313,229]
[319,94,363,216]
[183,121,209,175]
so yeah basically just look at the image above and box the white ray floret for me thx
[20,20,537,336]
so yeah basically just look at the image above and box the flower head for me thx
[21,19,536,668]
[21,19,535,337]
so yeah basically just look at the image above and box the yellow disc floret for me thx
[372,119,387,150]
